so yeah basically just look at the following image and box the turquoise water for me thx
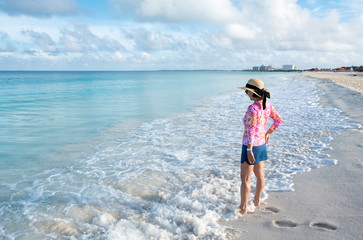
[0,71,249,172]
[0,71,283,175]
[0,71,358,239]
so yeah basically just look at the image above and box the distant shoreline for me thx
[302,71,363,93]
[1,69,361,74]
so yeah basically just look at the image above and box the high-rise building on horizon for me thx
[283,65,298,70]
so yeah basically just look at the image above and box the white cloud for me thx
[114,51,124,60]
[141,51,150,59]
[137,0,241,23]
[22,30,57,53]
[59,24,125,53]
[0,0,362,70]
[109,0,241,23]
[124,27,179,51]
[0,31,17,52]
[0,0,81,17]
[224,23,261,40]
[108,0,363,54]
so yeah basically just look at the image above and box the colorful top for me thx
[243,101,283,146]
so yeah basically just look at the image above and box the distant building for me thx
[253,65,273,71]
[260,65,272,71]
[283,65,298,70]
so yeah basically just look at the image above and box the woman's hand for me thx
[247,151,255,164]
[265,132,271,144]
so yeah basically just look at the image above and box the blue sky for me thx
[0,0,362,70]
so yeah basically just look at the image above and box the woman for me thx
[238,78,283,214]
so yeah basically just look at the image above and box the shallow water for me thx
[0,71,359,239]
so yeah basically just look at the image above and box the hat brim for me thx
[238,87,261,97]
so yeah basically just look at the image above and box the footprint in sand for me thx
[273,220,298,228]
[261,207,280,213]
[310,222,337,231]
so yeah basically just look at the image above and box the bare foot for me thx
[239,208,248,214]
[239,205,247,214]
[253,198,260,207]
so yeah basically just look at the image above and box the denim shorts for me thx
[241,144,268,165]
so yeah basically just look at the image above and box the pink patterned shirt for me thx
[243,101,283,146]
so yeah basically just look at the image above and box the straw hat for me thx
[238,78,264,97]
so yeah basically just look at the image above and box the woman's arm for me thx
[265,105,283,144]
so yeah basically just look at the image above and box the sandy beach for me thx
[302,71,363,93]
[223,72,363,239]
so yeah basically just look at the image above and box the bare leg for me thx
[240,162,254,214]
[253,161,265,207]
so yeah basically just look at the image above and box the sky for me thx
[0,0,362,70]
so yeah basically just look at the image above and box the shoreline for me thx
[302,71,363,93]
[223,72,363,239]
